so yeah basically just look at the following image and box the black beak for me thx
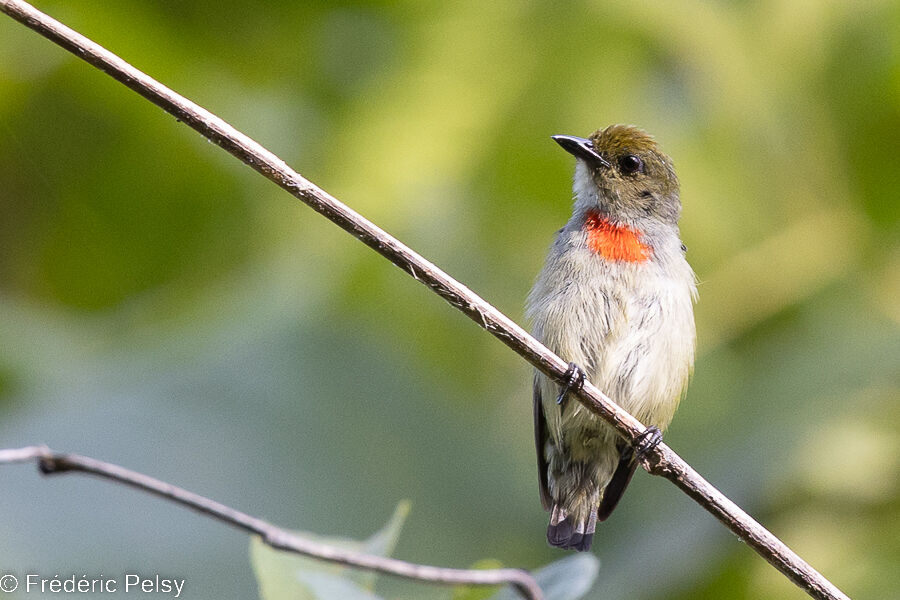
[552,135,610,169]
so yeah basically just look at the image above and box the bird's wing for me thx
[533,376,552,511]
[597,441,639,521]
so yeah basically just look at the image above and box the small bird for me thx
[527,125,697,551]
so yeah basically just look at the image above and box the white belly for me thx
[528,240,696,445]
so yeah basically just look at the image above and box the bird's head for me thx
[553,125,681,225]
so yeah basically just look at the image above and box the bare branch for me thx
[0,2,850,599]
[0,446,542,600]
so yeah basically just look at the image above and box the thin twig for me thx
[0,446,542,600]
[0,2,850,599]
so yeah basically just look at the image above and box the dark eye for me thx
[618,154,643,175]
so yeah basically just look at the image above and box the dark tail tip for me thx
[547,516,594,552]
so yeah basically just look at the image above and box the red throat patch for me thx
[585,211,652,263]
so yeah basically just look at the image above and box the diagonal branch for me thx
[0,446,542,600]
[0,2,849,599]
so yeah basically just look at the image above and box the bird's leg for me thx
[556,362,586,406]
[633,426,663,459]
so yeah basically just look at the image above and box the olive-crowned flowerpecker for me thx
[527,125,697,551]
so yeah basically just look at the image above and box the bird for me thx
[527,125,697,551]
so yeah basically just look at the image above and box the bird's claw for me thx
[556,362,586,406]
[633,426,663,459]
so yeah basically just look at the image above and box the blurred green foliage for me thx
[251,502,411,599]
[251,503,598,600]
[0,1,898,599]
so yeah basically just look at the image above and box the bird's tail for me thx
[547,504,598,552]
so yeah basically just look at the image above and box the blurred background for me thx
[1,1,898,598]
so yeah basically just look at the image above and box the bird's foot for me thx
[633,426,663,459]
[556,362,586,406]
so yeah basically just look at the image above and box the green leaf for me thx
[357,500,411,568]
[294,573,383,600]
[250,501,410,600]
[452,559,505,600]
[488,555,600,600]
